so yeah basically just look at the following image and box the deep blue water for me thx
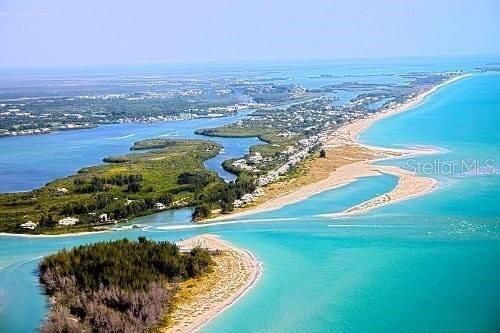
[0,61,499,332]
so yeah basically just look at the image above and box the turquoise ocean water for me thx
[0,68,499,332]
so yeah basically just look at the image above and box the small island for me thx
[39,236,212,332]
[38,234,261,333]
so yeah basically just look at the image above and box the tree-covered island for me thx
[39,237,213,332]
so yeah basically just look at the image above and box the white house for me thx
[58,217,79,226]
[99,213,108,222]
[20,221,38,230]
[155,202,166,210]
[248,152,263,164]
[253,188,265,197]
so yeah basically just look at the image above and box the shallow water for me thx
[0,67,499,332]
[203,73,500,333]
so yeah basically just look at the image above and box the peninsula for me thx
[205,74,470,222]
[0,139,227,234]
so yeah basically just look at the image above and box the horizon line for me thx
[1,52,499,72]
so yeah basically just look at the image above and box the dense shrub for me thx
[39,238,213,332]
[192,204,211,220]
[40,238,212,291]
[177,171,214,190]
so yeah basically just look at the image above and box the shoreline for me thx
[206,73,470,222]
[164,234,262,333]
[0,112,241,140]
[0,230,109,238]
[0,74,470,237]
[340,73,472,144]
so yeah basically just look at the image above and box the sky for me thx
[0,0,499,68]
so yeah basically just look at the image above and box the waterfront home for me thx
[232,159,258,172]
[58,217,79,226]
[20,221,38,230]
[155,202,166,210]
[99,213,109,222]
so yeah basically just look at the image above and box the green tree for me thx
[39,214,56,228]
[192,204,211,220]
[127,182,141,193]
[220,200,234,213]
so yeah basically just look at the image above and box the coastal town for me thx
[193,72,461,210]
[0,69,459,139]
[0,71,312,138]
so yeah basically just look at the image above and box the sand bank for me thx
[163,234,261,333]
[207,74,470,221]
[319,164,438,218]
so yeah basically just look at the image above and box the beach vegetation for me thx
[39,237,213,332]
[192,203,211,220]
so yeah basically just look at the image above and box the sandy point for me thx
[162,234,262,333]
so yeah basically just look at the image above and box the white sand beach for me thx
[163,234,262,333]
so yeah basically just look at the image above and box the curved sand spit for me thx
[208,74,469,221]
[163,234,262,333]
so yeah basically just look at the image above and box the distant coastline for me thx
[0,113,234,139]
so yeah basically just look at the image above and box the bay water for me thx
[0,69,498,332]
